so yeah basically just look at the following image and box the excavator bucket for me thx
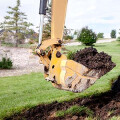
[44,48,104,93]
[45,48,115,93]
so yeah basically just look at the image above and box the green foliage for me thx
[74,30,78,35]
[77,27,97,46]
[29,40,35,44]
[0,57,13,69]
[64,35,73,40]
[0,0,34,47]
[1,42,14,47]
[117,37,120,41]
[56,105,93,117]
[97,33,104,38]
[111,29,116,38]
[110,116,120,120]
[63,26,72,39]
[67,51,75,60]
[117,29,120,41]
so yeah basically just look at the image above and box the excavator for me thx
[36,0,114,93]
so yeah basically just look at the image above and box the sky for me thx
[0,0,120,38]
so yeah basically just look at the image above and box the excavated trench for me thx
[5,90,120,120]
[5,47,119,120]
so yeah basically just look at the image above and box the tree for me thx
[0,0,33,47]
[111,29,116,38]
[117,29,120,41]
[97,33,104,39]
[63,26,72,40]
[77,27,97,46]
[74,30,78,35]
[73,30,78,40]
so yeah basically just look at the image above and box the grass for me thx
[110,116,120,120]
[56,105,93,117]
[1,42,36,48]
[0,41,120,119]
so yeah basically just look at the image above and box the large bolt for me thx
[40,49,45,56]
[56,51,61,58]
[58,40,62,44]
[44,66,49,73]
[51,76,56,83]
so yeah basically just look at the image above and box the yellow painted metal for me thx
[60,60,97,84]
[48,49,67,84]
[37,0,99,92]
[64,60,97,80]
[50,58,98,92]
[39,55,50,67]
[40,38,60,50]
[51,0,68,40]
[60,60,67,86]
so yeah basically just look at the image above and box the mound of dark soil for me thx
[112,75,120,93]
[5,91,120,120]
[73,47,116,77]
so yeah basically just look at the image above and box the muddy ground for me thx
[5,90,120,120]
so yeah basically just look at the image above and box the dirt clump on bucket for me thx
[73,47,116,77]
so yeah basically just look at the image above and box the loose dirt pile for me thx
[73,47,116,77]
[5,90,120,120]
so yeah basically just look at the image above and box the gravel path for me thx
[0,46,44,77]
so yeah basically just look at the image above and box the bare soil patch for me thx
[5,90,120,120]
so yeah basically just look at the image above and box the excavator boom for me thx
[51,0,68,39]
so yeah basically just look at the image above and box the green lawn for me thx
[0,41,120,119]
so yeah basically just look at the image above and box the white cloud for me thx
[0,0,120,37]
[65,0,120,37]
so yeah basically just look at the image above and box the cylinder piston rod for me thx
[39,15,44,44]
[39,0,47,44]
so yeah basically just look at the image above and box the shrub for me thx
[0,57,13,69]
[64,35,73,40]
[117,37,120,41]
[97,33,104,39]
[77,27,97,46]
[111,29,116,38]
[67,51,75,60]
[29,40,35,44]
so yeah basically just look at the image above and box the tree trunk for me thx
[14,32,18,47]
[15,21,19,47]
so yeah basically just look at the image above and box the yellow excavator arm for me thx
[36,0,102,92]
